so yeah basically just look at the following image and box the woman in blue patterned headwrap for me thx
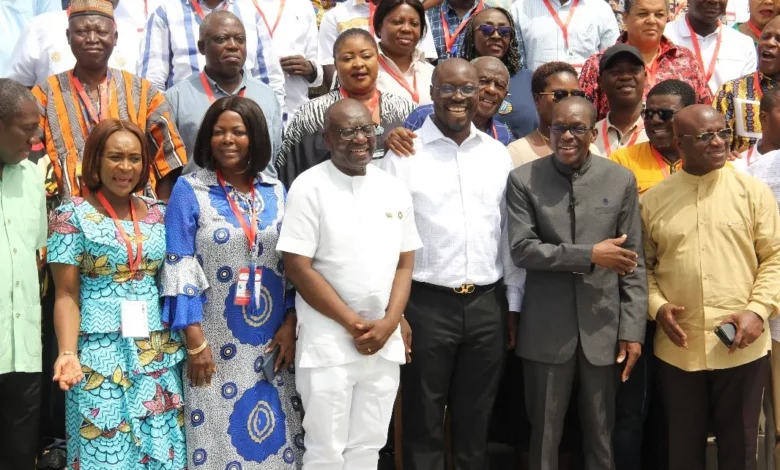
[160,96,303,469]
[48,119,187,470]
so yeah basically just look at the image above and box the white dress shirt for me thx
[376,47,434,105]
[317,0,437,66]
[6,11,141,86]
[251,0,323,121]
[381,117,526,311]
[114,0,163,33]
[511,0,619,72]
[277,160,423,368]
[138,0,285,110]
[593,113,649,158]
[664,16,757,94]
[745,150,780,342]
[733,140,778,172]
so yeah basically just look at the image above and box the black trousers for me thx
[401,281,507,470]
[657,355,768,470]
[0,372,42,470]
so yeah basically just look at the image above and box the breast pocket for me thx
[594,205,620,215]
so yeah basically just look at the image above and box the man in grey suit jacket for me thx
[506,96,648,470]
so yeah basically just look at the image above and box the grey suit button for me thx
[573,173,579,178]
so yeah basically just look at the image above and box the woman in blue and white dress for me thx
[161,96,303,469]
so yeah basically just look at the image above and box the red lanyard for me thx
[190,0,229,21]
[199,72,246,103]
[71,72,111,128]
[685,16,722,84]
[651,146,679,178]
[144,0,148,16]
[491,123,498,140]
[746,146,756,166]
[216,170,258,253]
[645,59,660,88]
[253,0,285,37]
[542,0,580,51]
[339,88,380,122]
[377,56,419,103]
[747,20,762,38]
[369,0,377,36]
[601,120,642,156]
[440,0,484,55]
[96,191,143,272]
[671,0,687,20]
[754,71,764,101]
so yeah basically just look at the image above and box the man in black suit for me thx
[506,96,648,470]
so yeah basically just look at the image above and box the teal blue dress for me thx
[47,196,187,470]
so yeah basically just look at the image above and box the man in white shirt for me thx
[511,0,619,72]
[735,86,780,171]
[6,0,141,86]
[594,45,649,158]
[382,58,524,470]
[252,0,323,121]
[278,99,422,469]
[138,0,285,109]
[664,0,757,94]
[0,0,61,78]
[114,0,163,32]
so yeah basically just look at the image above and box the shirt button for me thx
[15,313,20,319]
[573,173,579,178]
[12,248,17,254]
[15,281,19,287]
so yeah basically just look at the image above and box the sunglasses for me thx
[642,108,677,122]
[537,89,587,102]
[337,124,378,140]
[476,24,513,38]
[680,128,733,143]
[550,124,593,136]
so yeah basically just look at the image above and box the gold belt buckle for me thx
[453,283,476,294]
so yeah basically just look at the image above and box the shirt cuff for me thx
[747,301,773,322]
[276,238,316,258]
[648,293,669,320]
[308,60,324,88]
[506,286,523,312]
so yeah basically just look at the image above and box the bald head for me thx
[553,96,598,127]
[324,99,376,176]
[432,58,478,87]
[200,10,245,39]
[672,105,725,137]
[471,56,509,79]
[673,105,729,175]
[198,10,247,74]
[325,98,372,131]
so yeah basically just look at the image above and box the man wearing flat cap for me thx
[594,45,649,159]
[32,0,187,205]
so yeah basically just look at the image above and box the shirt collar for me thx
[325,159,370,190]
[678,166,723,184]
[676,16,721,40]
[443,0,481,17]
[202,69,248,96]
[551,152,593,176]
[602,112,643,139]
[617,32,677,59]
[378,44,427,74]
[419,115,483,147]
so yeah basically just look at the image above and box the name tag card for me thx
[121,300,149,338]
[235,267,263,306]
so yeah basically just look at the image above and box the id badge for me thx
[235,267,263,306]
[121,300,149,338]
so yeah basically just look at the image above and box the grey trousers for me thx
[523,345,619,470]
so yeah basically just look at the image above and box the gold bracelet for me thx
[187,340,208,356]
[59,351,75,356]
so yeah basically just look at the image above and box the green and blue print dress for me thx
[47,196,187,470]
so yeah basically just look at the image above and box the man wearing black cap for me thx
[594,45,648,158]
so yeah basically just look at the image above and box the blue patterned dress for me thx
[46,196,187,470]
[160,170,304,469]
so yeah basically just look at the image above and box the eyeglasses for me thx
[537,89,587,102]
[642,108,677,122]
[476,24,513,38]
[337,124,378,140]
[431,84,478,98]
[478,77,508,93]
[550,124,593,136]
[680,128,733,143]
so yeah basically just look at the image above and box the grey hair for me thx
[623,0,670,16]
[199,10,245,40]
[0,79,36,124]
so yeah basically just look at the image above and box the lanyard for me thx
[746,146,756,166]
[216,170,258,254]
[253,0,285,37]
[685,16,722,84]
[368,0,377,36]
[144,0,148,16]
[377,55,419,103]
[651,146,679,178]
[199,72,246,103]
[339,88,380,122]
[491,123,498,140]
[190,0,229,21]
[542,0,580,51]
[754,71,764,101]
[96,191,143,272]
[72,72,111,129]
[601,120,642,157]
[440,0,484,55]
[645,58,660,88]
[671,0,687,20]
[747,20,762,38]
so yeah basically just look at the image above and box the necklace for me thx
[536,129,550,143]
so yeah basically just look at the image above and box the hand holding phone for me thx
[714,323,736,347]
[262,345,280,382]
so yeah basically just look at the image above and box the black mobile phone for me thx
[263,345,280,382]
[715,323,737,347]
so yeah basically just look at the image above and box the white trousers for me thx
[296,355,400,470]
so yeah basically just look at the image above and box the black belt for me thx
[412,280,499,295]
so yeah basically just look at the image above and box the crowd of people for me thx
[3,0,780,469]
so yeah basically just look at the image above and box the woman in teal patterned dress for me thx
[48,119,187,470]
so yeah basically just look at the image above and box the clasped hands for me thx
[347,314,413,363]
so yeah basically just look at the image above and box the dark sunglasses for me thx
[680,128,733,144]
[550,124,593,136]
[476,24,514,38]
[537,89,587,102]
[642,108,677,122]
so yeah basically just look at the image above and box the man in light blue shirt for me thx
[0,0,62,77]
[166,10,282,178]
[0,78,48,469]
